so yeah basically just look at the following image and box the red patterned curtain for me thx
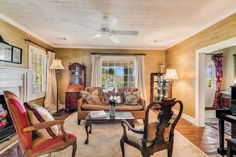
[212,54,223,109]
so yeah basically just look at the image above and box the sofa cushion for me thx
[81,104,143,111]
[84,87,140,105]
[115,88,139,104]
[85,87,112,104]
[113,88,125,104]
[99,90,113,104]
[85,87,104,94]
[124,91,140,105]
[82,90,101,104]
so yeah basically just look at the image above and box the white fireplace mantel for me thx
[0,66,33,102]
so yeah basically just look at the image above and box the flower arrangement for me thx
[0,104,8,129]
[109,95,121,118]
[109,95,121,106]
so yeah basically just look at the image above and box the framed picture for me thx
[0,42,12,63]
[12,46,22,64]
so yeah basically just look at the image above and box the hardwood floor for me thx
[176,118,229,157]
[0,115,228,157]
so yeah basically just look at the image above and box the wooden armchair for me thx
[120,99,183,157]
[3,91,77,157]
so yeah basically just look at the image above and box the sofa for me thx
[77,87,146,124]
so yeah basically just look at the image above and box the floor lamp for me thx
[165,69,178,98]
[50,59,65,116]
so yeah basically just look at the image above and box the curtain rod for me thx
[91,53,146,56]
[25,39,54,52]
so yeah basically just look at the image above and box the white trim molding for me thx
[173,109,198,126]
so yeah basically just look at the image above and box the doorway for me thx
[196,37,236,127]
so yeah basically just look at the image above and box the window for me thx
[207,61,216,88]
[101,56,137,88]
[29,45,47,99]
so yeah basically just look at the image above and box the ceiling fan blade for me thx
[109,35,120,44]
[104,15,117,29]
[112,30,139,36]
[89,34,102,40]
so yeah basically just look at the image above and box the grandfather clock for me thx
[65,63,86,112]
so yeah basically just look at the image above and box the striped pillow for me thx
[24,103,59,139]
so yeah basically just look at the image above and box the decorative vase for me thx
[109,105,115,118]
[109,100,116,118]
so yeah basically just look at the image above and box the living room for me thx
[0,1,236,157]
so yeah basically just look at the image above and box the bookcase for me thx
[150,73,169,102]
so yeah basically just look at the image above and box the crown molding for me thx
[54,44,167,51]
[0,13,55,47]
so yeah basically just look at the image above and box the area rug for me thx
[42,113,207,157]
[205,117,231,135]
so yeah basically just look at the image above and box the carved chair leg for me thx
[120,138,125,157]
[168,144,173,157]
[71,141,77,157]
[17,144,23,157]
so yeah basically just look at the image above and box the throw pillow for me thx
[99,90,113,104]
[124,91,140,105]
[113,88,124,104]
[24,103,59,139]
[81,90,101,104]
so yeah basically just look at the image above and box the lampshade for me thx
[165,69,178,80]
[50,59,65,70]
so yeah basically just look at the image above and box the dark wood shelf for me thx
[150,73,170,102]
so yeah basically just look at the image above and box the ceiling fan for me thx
[91,15,139,44]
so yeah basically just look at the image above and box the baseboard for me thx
[173,109,198,126]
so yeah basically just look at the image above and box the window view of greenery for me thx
[101,60,136,88]
[29,45,47,98]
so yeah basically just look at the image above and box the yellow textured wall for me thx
[0,19,53,68]
[166,13,236,118]
[0,19,54,105]
[55,48,165,104]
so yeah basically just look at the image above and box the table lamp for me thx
[165,69,178,98]
[50,59,65,116]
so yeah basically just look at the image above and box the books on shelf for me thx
[90,111,107,119]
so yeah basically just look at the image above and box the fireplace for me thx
[0,66,32,146]
[0,95,15,142]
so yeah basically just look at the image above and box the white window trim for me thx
[28,45,47,100]
[100,55,138,87]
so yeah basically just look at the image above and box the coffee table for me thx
[84,112,134,144]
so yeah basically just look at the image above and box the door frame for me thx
[195,37,236,127]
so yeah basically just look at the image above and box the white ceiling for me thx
[0,0,236,50]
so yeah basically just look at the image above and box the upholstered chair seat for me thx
[31,131,77,154]
[125,120,174,147]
